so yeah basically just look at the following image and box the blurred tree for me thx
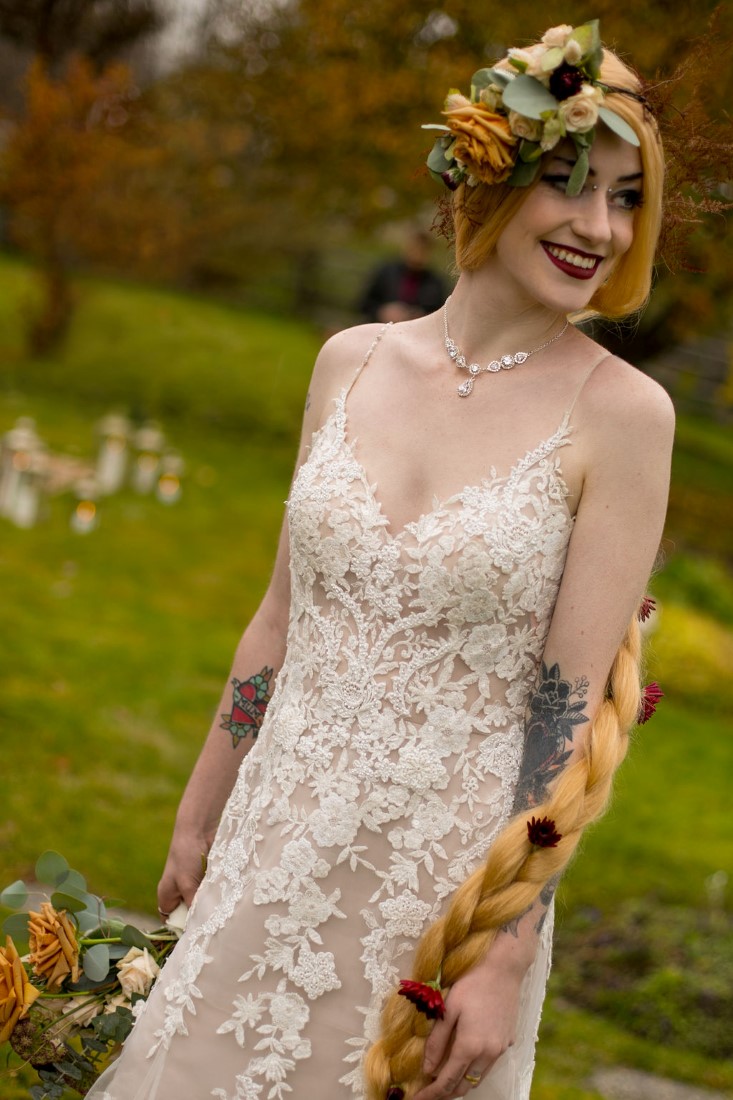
[179,0,731,353]
[0,0,162,70]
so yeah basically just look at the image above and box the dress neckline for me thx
[318,387,575,544]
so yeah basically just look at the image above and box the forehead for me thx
[550,128,643,180]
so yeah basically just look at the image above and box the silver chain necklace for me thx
[443,297,569,397]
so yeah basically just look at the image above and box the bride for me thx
[89,21,673,1100]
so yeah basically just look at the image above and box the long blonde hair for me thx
[453,49,664,321]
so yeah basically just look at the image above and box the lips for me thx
[541,241,603,281]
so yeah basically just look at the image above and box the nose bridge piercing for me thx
[591,185,614,194]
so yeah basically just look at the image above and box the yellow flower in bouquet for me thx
[0,936,40,1043]
[28,901,81,990]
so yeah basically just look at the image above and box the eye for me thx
[540,173,572,194]
[610,188,644,212]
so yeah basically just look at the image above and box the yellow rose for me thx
[28,902,81,991]
[0,936,40,1043]
[442,102,518,185]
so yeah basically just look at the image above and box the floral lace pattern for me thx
[89,367,575,1100]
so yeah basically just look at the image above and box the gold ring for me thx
[464,1072,481,1086]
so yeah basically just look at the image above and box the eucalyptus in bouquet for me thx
[0,851,186,1098]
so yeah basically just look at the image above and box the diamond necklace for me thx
[443,297,569,397]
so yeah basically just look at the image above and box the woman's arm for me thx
[157,324,383,916]
[416,361,675,1100]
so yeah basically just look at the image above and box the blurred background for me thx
[0,1,731,1097]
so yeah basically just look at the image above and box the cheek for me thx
[615,218,636,257]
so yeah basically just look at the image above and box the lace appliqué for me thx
[135,388,574,1098]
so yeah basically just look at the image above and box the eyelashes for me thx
[540,174,644,210]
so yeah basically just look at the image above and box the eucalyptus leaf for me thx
[518,139,543,163]
[502,75,557,121]
[483,66,511,88]
[507,158,542,188]
[36,850,69,886]
[568,19,600,58]
[120,924,151,950]
[598,107,640,147]
[426,137,454,176]
[540,47,564,73]
[421,124,450,132]
[107,943,131,960]
[76,910,103,936]
[57,869,87,893]
[470,67,495,93]
[3,911,30,943]
[83,943,110,982]
[0,879,28,909]
[567,146,590,195]
[51,891,88,914]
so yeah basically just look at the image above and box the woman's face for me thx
[494,126,643,314]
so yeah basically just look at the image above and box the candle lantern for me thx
[156,452,185,505]
[71,476,99,534]
[0,418,46,527]
[96,413,130,495]
[132,423,165,494]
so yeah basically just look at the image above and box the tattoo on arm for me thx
[220,666,274,748]
[500,876,560,939]
[305,390,312,411]
[512,662,589,814]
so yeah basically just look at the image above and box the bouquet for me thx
[0,851,186,1098]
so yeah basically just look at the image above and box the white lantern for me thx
[96,413,130,495]
[132,423,165,494]
[0,418,46,527]
[156,452,185,504]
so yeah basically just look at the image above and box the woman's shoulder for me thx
[576,342,676,447]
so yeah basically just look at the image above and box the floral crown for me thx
[424,20,643,197]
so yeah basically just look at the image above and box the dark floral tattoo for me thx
[501,876,560,939]
[513,662,589,813]
[220,666,274,747]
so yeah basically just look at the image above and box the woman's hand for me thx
[412,958,524,1100]
[157,825,211,918]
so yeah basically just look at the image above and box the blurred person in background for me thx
[359,226,448,323]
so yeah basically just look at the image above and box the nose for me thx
[570,191,613,248]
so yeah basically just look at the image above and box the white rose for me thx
[164,902,189,939]
[508,110,542,142]
[103,992,130,1014]
[542,24,574,48]
[559,85,602,132]
[563,38,584,65]
[116,947,160,998]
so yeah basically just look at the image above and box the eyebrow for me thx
[548,156,643,182]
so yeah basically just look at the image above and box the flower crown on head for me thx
[424,20,642,197]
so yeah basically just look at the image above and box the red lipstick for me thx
[541,242,602,281]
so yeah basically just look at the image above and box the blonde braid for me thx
[364,616,642,1100]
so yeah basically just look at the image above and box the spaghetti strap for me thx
[566,348,612,419]
[344,322,392,399]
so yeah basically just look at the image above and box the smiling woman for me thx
[84,20,675,1100]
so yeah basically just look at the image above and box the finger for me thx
[413,1054,480,1100]
[157,878,183,917]
[422,1013,455,1077]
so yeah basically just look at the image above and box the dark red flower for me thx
[387,1089,406,1100]
[548,62,585,100]
[638,595,657,622]
[527,815,562,848]
[638,682,664,724]
[398,979,445,1020]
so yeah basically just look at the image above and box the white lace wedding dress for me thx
[90,333,580,1100]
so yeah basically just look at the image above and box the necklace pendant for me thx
[457,378,474,397]
[513,351,529,364]
[488,360,501,373]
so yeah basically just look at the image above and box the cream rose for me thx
[63,994,102,1028]
[479,84,502,111]
[116,947,160,998]
[559,85,602,132]
[542,24,574,48]
[508,111,542,142]
[507,43,549,80]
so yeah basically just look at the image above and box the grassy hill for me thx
[1,255,731,1098]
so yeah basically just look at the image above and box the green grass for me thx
[1,253,732,1097]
